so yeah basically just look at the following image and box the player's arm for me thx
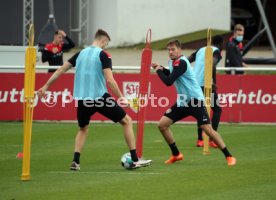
[188,50,198,63]
[100,51,122,97]
[38,62,72,97]
[162,66,171,76]
[63,36,75,50]
[104,69,129,106]
[38,52,79,97]
[212,50,222,86]
[153,60,187,86]
[104,69,124,98]
[59,30,75,50]
[100,51,128,105]
[152,63,170,76]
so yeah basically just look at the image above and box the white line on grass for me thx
[0,144,22,147]
[48,171,161,175]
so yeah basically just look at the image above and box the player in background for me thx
[38,29,152,170]
[225,24,248,75]
[188,35,223,148]
[41,30,75,72]
[152,39,236,166]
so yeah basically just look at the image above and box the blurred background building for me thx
[0,0,275,47]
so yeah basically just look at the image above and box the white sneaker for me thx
[133,159,152,168]
[70,161,80,170]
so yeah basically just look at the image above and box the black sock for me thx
[130,149,138,162]
[221,147,232,157]
[73,152,80,164]
[198,127,203,140]
[169,142,180,156]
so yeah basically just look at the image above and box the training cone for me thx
[16,152,23,159]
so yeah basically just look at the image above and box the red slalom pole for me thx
[136,29,152,158]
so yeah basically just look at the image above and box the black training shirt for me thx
[156,59,187,86]
[68,50,112,70]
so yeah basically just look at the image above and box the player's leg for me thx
[211,92,222,131]
[97,94,136,158]
[71,100,95,170]
[200,124,225,149]
[200,124,236,165]
[192,101,236,166]
[160,104,185,164]
[158,116,175,145]
[119,114,152,168]
[98,93,151,168]
[196,122,204,147]
[208,92,222,148]
[196,87,205,147]
[71,125,89,170]
[119,114,136,156]
[74,125,89,153]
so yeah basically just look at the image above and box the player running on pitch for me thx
[38,29,152,170]
[151,39,236,166]
[188,35,223,148]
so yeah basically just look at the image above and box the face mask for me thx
[236,35,243,42]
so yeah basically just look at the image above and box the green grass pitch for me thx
[1,122,276,200]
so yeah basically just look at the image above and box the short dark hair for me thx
[95,29,111,41]
[212,35,223,46]
[167,39,182,48]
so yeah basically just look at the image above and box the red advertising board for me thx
[0,73,275,123]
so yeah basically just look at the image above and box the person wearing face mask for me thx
[225,24,248,75]
[42,30,75,73]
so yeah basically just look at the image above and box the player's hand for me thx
[119,97,130,108]
[151,63,163,72]
[58,30,66,37]
[151,63,159,69]
[155,65,163,71]
[242,62,248,67]
[37,86,47,99]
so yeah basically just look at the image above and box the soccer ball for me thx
[121,153,134,170]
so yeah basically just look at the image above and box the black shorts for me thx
[164,99,210,125]
[200,87,221,111]
[77,93,126,128]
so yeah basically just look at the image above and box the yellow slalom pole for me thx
[21,24,36,181]
[203,28,213,155]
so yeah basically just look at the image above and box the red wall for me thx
[0,73,275,123]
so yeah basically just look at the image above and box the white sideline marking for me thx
[48,171,161,175]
